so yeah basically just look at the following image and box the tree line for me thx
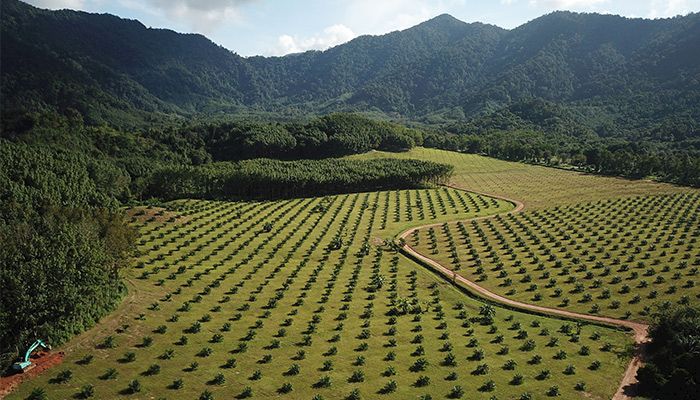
[0,113,441,369]
[423,130,700,187]
[146,158,452,200]
[0,141,136,370]
[197,113,423,160]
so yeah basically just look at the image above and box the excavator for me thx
[12,340,51,372]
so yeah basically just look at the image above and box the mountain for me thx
[1,0,699,135]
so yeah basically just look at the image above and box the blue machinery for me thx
[12,339,51,372]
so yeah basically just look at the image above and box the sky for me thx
[24,0,700,56]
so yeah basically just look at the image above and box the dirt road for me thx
[398,186,648,400]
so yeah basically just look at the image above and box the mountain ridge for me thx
[1,0,699,136]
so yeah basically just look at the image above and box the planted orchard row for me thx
[16,189,628,400]
[415,192,699,320]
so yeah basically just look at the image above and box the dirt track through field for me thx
[398,185,648,400]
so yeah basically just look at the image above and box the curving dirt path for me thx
[397,185,648,400]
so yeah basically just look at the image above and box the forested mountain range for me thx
[2,0,699,138]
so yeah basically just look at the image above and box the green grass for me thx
[10,188,630,400]
[411,192,700,322]
[351,148,687,208]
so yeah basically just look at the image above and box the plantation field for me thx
[410,192,700,322]
[10,188,632,400]
[352,148,687,209]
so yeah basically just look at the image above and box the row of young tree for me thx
[0,108,697,372]
[147,158,453,200]
[0,113,442,370]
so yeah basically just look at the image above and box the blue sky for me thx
[24,0,700,56]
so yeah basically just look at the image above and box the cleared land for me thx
[410,192,700,322]
[352,148,687,209]
[9,188,630,400]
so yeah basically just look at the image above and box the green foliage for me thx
[637,305,700,400]
[0,139,136,370]
[4,0,699,133]
[146,158,452,200]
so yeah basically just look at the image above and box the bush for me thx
[278,383,293,394]
[379,380,397,394]
[144,364,160,376]
[211,373,225,385]
[349,370,365,383]
[52,369,72,384]
[77,384,94,399]
[415,375,430,387]
[27,387,48,400]
[448,385,464,398]
[127,379,141,394]
[238,386,253,398]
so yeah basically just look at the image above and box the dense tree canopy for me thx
[147,158,452,200]
[2,0,699,134]
[0,140,136,369]
[636,306,700,400]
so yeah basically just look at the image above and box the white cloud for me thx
[649,0,692,17]
[528,0,608,8]
[344,0,458,34]
[121,0,255,33]
[24,0,86,10]
[272,24,356,56]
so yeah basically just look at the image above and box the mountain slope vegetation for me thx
[2,0,699,135]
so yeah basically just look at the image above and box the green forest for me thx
[0,112,446,367]
[1,1,699,394]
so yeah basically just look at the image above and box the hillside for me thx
[2,0,699,135]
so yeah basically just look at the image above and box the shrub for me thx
[547,386,560,396]
[53,369,72,384]
[77,385,94,399]
[511,374,524,385]
[211,373,225,385]
[127,379,141,394]
[346,389,361,400]
[278,383,293,394]
[415,375,430,387]
[121,352,136,363]
[349,370,365,383]
[99,336,115,349]
[77,354,94,365]
[480,380,496,392]
[144,364,160,376]
[448,385,464,398]
[27,387,48,400]
[100,368,118,380]
[238,386,253,398]
[314,376,332,388]
[379,380,397,394]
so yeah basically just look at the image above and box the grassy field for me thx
[10,188,631,400]
[352,148,687,209]
[410,192,700,322]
